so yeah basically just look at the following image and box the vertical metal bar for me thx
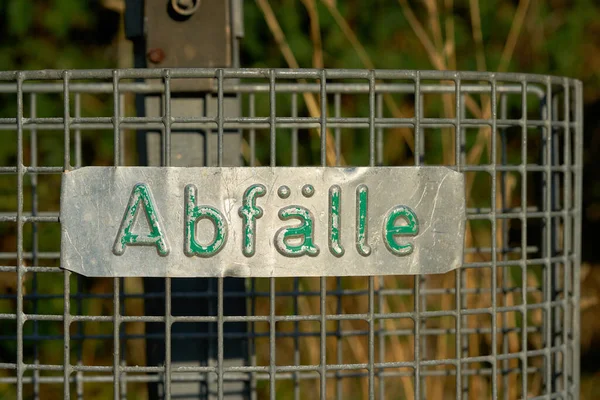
[319,70,327,400]
[120,277,127,400]
[217,69,225,400]
[248,91,258,400]
[120,94,126,166]
[291,93,298,167]
[290,85,301,400]
[320,278,327,400]
[414,72,422,167]
[163,70,173,400]
[413,71,421,400]
[561,78,571,399]
[572,79,583,400]
[543,77,552,398]
[520,79,529,398]
[74,93,82,168]
[454,77,462,400]
[490,75,499,400]
[112,71,122,400]
[377,274,384,398]
[376,90,384,400]
[63,70,72,400]
[459,83,469,400]
[268,69,276,400]
[163,72,172,168]
[74,91,85,400]
[551,89,561,395]
[29,92,41,400]
[15,72,24,400]
[111,70,123,400]
[249,93,256,167]
[293,277,301,400]
[367,276,375,399]
[217,69,225,168]
[320,70,327,167]
[269,276,276,400]
[270,70,276,169]
[414,278,421,400]
[367,71,376,400]
[418,277,426,399]
[368,72,375,166]
[499,92,509,400]
[333,90,342,400]
[289,88,302,400]
[334,93,341,166]
[218,278,225,400]
[418,80,427,400]
[376,93,383,166]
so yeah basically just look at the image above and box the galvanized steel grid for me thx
[0,68,583,399]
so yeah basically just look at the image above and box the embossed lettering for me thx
[355,184,371,256]
[184,184,227,257]
[239,184,267,257]
[383,206,419,256]
[274,205,319,257]
[328,185,344,257]
[113,183,170,256]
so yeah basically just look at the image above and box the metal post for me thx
[125,1,250,398]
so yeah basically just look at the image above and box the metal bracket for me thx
[125,1,249,398]
[144,0,232,91]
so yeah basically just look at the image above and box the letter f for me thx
[238,184,267,257]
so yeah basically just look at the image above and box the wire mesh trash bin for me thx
[0,68,582,399]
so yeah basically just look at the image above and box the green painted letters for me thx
[274,206,319,257]
[113,183,170,256]
[328,185,344,257]
[355,184,371,256]
[383,206,419,256]
[238,184,267,257]
[184,184,228,257]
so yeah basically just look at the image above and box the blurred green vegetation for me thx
[1,0,599,399]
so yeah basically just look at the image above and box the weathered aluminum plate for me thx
[60,167,465,277]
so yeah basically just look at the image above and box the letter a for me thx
[113,183,170,256]
[274,206,319,257]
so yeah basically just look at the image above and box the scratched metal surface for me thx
[60,166,465,277]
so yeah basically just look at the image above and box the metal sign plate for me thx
[60,167,465,277]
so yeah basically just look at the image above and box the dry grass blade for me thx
[374,278,415,399]
[498,0,531,72]
[398,0,483,119]
[464,0,531,190]
[255,0,342,166]
[496,173,519,399]
[467,0,531,197]
[398,0,446,71]
[300,0,324,69]
[422,0,455,166]
[469,0,487,72]
[444,0,456,70]
[320,0,373,70]
[255,0,299,69]
[581,296,599,311]
[321,0,416,153]
[424,0,444,56]
[241,138,258,166]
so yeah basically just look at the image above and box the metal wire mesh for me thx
[0,68,582,399]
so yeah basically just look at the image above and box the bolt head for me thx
[147,48,166,64]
